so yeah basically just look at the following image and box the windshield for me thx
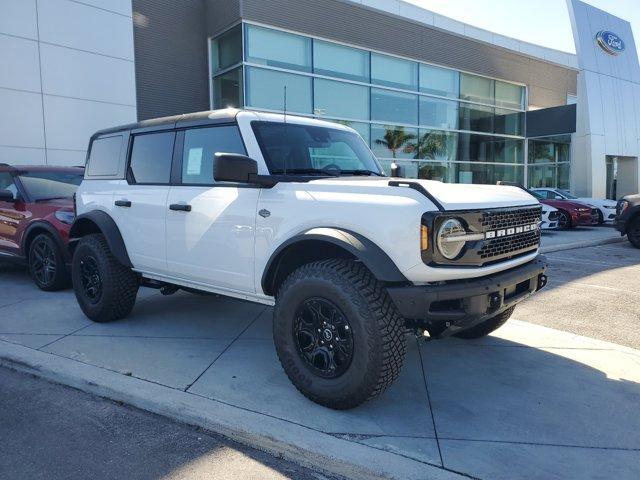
[560,190,577,199]
[19,171,83,201]
[252,122,382,176]
[529,190,545,200]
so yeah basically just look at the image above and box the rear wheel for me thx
[273,259,407,409]
[28,233,69,291]
[453,307,515,339]
[596,210,604,224]
[557,210,572,229]
[72,233,139,323]
[628,216,640,249]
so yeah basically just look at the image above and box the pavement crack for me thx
[417,337,445,468]
[184,306,267,392]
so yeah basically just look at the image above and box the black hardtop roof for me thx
[92,108,243,138]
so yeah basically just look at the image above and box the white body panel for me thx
[111,181,169,273]
[76,111,543,301]
[165,185,260,292]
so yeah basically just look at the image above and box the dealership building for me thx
[1,0,638,198]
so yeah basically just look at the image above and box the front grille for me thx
[424,204,542,267]
[479,230,540,259]
[480,206,542,230]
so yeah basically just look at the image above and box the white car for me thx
[541,203,560,230]
[532,188,617,223]
[69,109,548,409]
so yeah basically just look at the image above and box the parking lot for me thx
[1,231,638,480]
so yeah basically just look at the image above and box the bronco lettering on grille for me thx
[484,223,539,239]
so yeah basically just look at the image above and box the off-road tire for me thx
[628,216,640,249]
[453,306,516,339]
[28,233,70,291]
[273,259,407,410]
[72,233,139,323]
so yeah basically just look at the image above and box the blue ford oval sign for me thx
[596,31,625,55]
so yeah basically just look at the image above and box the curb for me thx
[0,341,465,480]
[540,235,626,253]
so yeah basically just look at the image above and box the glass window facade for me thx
[371,88,418,125]
[371,53,418,90]
[527,135,571,189]
[245,66,312,114]
[314,79,369,120]
[211,25,242,74]
[313,41,369,82]
[245,25,311,72]
[210,23,552,187]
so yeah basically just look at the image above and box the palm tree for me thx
[375,127,416,158]
[404,131,449,160]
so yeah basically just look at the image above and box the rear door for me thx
[0,171,26,255]
[111,130,175,274]
[165,124,260,293]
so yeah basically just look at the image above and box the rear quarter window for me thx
[87,135,123,177]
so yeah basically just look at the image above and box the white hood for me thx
[305,178,539,211]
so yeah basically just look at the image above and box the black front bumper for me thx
[387,256,548,338]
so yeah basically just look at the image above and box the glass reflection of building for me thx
[210,23,569,188]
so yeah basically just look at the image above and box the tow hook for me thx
[537,274,548,291]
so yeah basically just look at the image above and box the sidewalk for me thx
[540,224,625,253]
[1,263,639,480]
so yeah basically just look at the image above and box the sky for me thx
[405,0,640,55]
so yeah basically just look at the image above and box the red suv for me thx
[0,164,84,290]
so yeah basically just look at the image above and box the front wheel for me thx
[628,216,640,249]
[72,233,139,323]
[557,210,572,229]
[453,306,515,339]
[273,259,407,410]
[28,233,69,291]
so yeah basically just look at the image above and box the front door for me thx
[112,131,175,274]
[165,125,259,293]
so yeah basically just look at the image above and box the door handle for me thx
[169,203,191,212]
[115,200,131,207]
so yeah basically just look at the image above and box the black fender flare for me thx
[21,221,69,262]
[69,211,132,267]
[261,227,407,295]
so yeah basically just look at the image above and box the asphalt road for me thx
[516,240,640,349]
[0,367,337,480]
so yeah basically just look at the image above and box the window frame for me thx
[125,128,177,186]
[0,171,25,202]
[173,123,250,188]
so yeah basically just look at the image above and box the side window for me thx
[87,135,123,177]
[129,131,175,184]
[0,172,18,200]
[181,126,246,185]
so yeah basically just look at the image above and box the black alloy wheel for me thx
[293,298,354,379]
[79,255,102,304]
[31,238,56,286]
[28,233,69,291]
[557,210,572,229]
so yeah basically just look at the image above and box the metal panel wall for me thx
[240,0,577,108]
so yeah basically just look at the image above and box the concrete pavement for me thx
[1,240,639,479]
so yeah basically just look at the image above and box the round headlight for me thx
[437,218,466,260]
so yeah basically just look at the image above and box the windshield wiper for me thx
[271,168,340,177]
[340,169,383,177]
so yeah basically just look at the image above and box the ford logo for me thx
[596,30,625,55]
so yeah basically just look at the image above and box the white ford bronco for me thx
[70,109,547,409]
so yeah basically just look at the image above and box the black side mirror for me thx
[214,153,258,183]
[0,189,15,202]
